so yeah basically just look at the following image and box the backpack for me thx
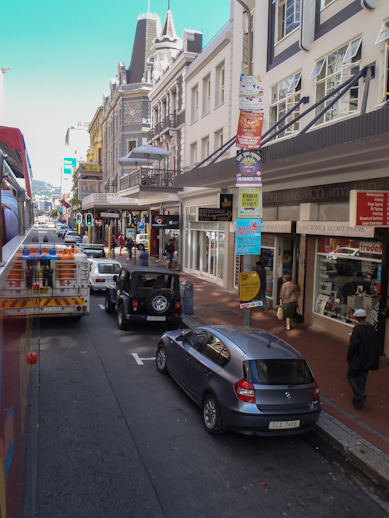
[165,242,172,254]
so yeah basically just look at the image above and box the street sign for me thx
[151,215,179,229]
[350,190,389,227]
[101,212,119,218]
[197,207,232,222]
[95,220,103,226]
[126,227,135,239]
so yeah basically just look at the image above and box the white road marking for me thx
[132,353,156,365]
[99,304,105,310]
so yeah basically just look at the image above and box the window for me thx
[214,129,223,151]
[171,90,177,114]
[203,75,211,115]
[191,85,199,123]
[215,62,225,107]
[320,0,335,10]
[251,359,313,385]
[201,136,210,161]
[190,142,197,168]
[127,139,137,154]
[376,19,389,45]
[184,329,208,350]
[201,334,230,367]
[270,72,301,138]
[313,39,362,124]
[274,0,301,43]
[378,43,389,103]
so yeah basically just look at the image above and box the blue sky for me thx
[1,0,230,187]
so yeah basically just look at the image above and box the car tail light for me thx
[313,381,320,402]
[96,279,105,283]
[132,300,138,307]
[175,302,181,309]
[234,379,255,404]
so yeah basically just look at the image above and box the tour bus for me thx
[0,126,38,517]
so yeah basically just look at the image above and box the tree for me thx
[50,208,59,218]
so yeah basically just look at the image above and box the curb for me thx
[181,312,389,492]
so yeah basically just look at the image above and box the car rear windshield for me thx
[245,359,313,386]
[98,264,121,274]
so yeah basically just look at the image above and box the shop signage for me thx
[197,194,233,222]
[101,212,119,218]
[261,221,292,233]
[95,220,103,226]
[350,190,389,227]
[239,271,260,302]
[236,151,262,187]
[238,188,262,218]
[151,215,179,229]
[236,219,261,255]
[296,221,375,238]
[81,163,101,172]
[359,241,382,254]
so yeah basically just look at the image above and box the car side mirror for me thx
[113,275,118,282]
[176,335,183,341]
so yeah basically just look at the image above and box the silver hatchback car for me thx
[156,325,321,436]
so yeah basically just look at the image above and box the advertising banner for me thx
[151,215,179,229]
[236,151,262,187]
[236,219,261,255]
[239,75,263,112]
[239,271,260,301]
[350,190,389,227]
[238,187,262,218]
[236,111,264,149]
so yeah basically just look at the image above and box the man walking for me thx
[255,261,268,310]
[126,236,134,260]
[347,309,379,409]
[165,238,174,268]
[118,234,125,255]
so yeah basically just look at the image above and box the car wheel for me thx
[145,289,172,316]
[137,243,145,251]
[203,394,225,435]
[156,344,168,374]
[117,304,127,330]
[105,291,115,313]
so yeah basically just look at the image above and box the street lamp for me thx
[236,0,253,76]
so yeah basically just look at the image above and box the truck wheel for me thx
[118,304,128,330]
[105,291,115,313]
[145,290,171,316]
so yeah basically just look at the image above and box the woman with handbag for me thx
[279,275,299,331]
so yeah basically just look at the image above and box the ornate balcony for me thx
[163,114,177,130]
[119,167,177,191]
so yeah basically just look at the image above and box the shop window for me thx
[273,0,301,43]
[314,238,381,325]
[311,39,362,124]
[270,72,301,138]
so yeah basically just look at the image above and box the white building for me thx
[63,122,90,196]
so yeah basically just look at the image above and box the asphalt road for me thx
[36,230,388,517]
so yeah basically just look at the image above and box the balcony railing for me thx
[120,167,177,191]
[163,114,177,129]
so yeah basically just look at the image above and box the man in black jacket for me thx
[347,309,379,409]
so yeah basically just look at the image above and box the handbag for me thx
[277,307,283,320]
[293,305,304,324]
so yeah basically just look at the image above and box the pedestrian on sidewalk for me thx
[82,233,88,244]
[126,237,134,260]
[165,238,174,268]
[110,235,116,252]
[139,250,149,266]
[347,309,379,409]
[255,261,268,310]
[279,275,299,330]
[118,234,125,255]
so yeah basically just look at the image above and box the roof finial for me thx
[168,0,170,10]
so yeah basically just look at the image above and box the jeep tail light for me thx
[175,302,181,309]
[132,300,138,307]
[234,379,255,404]
[313,381,320,402]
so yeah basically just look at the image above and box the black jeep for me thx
[105,265,182,330]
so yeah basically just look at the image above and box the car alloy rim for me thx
[152,295,168,312]
[157,348,166,369]
[204,399,216,429]
[118,309,123,325]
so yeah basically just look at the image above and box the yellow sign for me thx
[238,187,262,218]
[239,271,260,302]
[81,164,101,172]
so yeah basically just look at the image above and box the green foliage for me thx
[50,208,59,218]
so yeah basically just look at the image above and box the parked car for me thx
[64,230,82,244]
[58,226,70,238]
[156,325,321,436]
[135,233,148,250]
[88,258,121,292]
[105,265,182,330]
[76,244,106,259]
[56,224,68,237]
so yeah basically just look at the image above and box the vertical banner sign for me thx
[238,188,262,218]
[236,75,264,149]
[236,219,261,255]
[236,150,262,187]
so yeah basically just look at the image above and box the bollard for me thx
[110,249,115,259]
[180,280,193,315]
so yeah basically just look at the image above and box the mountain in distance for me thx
[33,180,61,199]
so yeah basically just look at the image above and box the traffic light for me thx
[132,212,137,227]
[86,213,93,226]
[76,213,82,224]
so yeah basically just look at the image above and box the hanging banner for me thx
[238,187,262,218]
[236,150,262,187]
[236,219,261,255]
[239,75,263,112]
[236,111,264,149]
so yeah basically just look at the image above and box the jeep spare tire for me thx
[146,289,172,316]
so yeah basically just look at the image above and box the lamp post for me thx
[236,1,255,327]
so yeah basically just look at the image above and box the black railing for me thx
[154,122,163,134]
[147,129,154,141]
[163,114,177,129]
[119,167,177,191]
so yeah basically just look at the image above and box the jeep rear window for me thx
[245,359,313,385]
[98,264,121,274]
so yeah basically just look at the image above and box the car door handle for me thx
[205,370,212,376]
[186,355,191,361]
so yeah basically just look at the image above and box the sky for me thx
[1,0,230,187]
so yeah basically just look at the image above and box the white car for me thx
[88,258,121,292]
[136,233,148,250]
[64,231,82,244]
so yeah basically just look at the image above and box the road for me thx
[36,228,388,517]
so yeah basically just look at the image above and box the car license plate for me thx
[147,316,166,321]
[44,307,62,312]
[269,420,300,430]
